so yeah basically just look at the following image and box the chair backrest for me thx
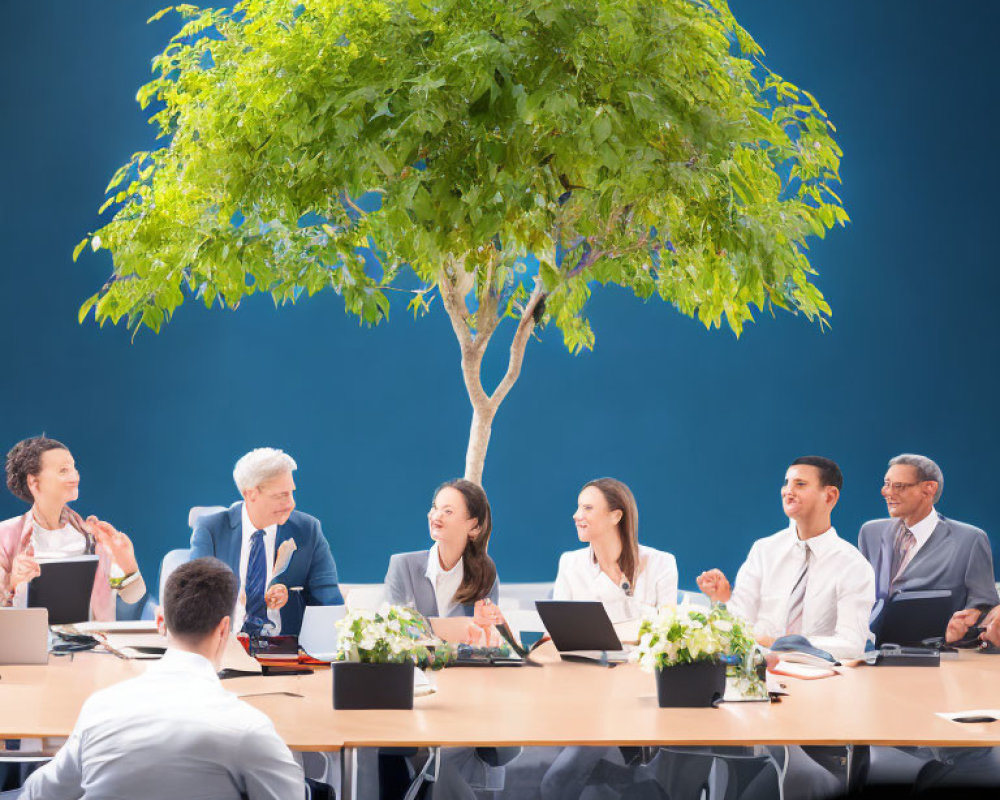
[158,548,193,605]
[677,589,711,607]
[188,505,227,529]
[340,583,385,611]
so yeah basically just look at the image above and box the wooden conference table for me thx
[3,646,1000,797]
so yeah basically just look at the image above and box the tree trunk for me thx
[464,406,495,485]
[439,266,544,486]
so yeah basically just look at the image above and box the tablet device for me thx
[875,589,953,646]
[0,608,49,665]
[535,600,624,653]
[27,555,99,625]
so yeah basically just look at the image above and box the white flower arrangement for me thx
[633,604,760,680]
[334,604,451,668]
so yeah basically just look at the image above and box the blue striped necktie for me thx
[785,541,811,635]
[243,530,267,633]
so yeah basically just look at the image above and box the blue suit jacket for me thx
[384,550,499,618]
[859,514,1000,624]
[190,503,344,635]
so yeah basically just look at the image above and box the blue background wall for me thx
[2,2,998,591]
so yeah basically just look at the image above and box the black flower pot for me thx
[332,661,415,710]
[655,661,726,708]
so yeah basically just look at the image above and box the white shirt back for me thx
[22,648,303,800]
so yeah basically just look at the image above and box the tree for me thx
[78,0,847,484]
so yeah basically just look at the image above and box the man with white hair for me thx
[190,448,343,636]
[859,453,998,626]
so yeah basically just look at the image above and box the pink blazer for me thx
[0,509,117,621]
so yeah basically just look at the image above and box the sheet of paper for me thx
[74,620,159,634]
[770,660,838,680]
[101,632,168,660]
[613,619,641,645]
[221,635,263,674]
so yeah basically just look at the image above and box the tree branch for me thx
[489,284,544,408]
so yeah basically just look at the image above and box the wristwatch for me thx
[109,571,141,590]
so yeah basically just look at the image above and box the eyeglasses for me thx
[882,480,922,493]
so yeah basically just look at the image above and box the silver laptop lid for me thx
[0,607,49,665]
[298,605,347,661]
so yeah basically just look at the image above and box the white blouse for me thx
[553,544,678,623]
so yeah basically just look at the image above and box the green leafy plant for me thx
[78,0,847,482]
[334,604,452,668]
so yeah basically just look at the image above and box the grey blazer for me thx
[384,550,499,618]
[858,514,999,617]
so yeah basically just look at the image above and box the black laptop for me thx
[535,600,628,662]
[875,589,953,647]
[27,555,100,625]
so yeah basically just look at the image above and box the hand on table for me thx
[10,552,41,589]
[945,608,983,643]
[981,606,1000,648]
[265,584,289,610]
[695,569,731,603]
[756,635,776,648]
[86,516,139,574]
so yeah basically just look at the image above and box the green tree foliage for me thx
[78,0,847,481]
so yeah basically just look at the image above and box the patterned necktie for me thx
[243,530,267,633]
[785,542,811,635]
[889,526,916,593]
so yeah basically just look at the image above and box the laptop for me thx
[535,600,629,663]
[875,589,954,647]
[27,555,99,625]
[0,608,49,665]
[298,604,348,661]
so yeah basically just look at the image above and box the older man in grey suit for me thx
[859,453,999,627]
[859,454,1000,791]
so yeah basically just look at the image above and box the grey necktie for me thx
[785,542,811,635]
[889,525,916,592]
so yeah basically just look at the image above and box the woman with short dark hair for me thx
[0,436,147,619]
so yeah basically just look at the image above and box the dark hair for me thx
[5,436,70,503]
[434,479,497,605]
[163,557,238,641]
[582,478,640,587]
[790,456,843,491]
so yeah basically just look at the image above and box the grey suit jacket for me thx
[384,550,499,618]
[858,514,999,617]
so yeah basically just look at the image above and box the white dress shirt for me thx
[425,542,465,617]
[235,505,281,634]
[553,545,678,623]
[897,507,939,575]
[728,524,876,659]
[22,648,304,800]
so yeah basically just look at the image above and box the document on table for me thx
[101,632,167,660]
[770,661,838,680]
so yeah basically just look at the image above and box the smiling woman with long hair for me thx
[0,436,148,620]
[553,477,677,622]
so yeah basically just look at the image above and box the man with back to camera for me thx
[696,456,876,799]
[20,557,305,799]
[191,447,343,636]
[858,453,999,629]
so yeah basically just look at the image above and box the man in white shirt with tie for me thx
[697,455,875,659]
[21,557,305,800]
[695,457,876,799]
